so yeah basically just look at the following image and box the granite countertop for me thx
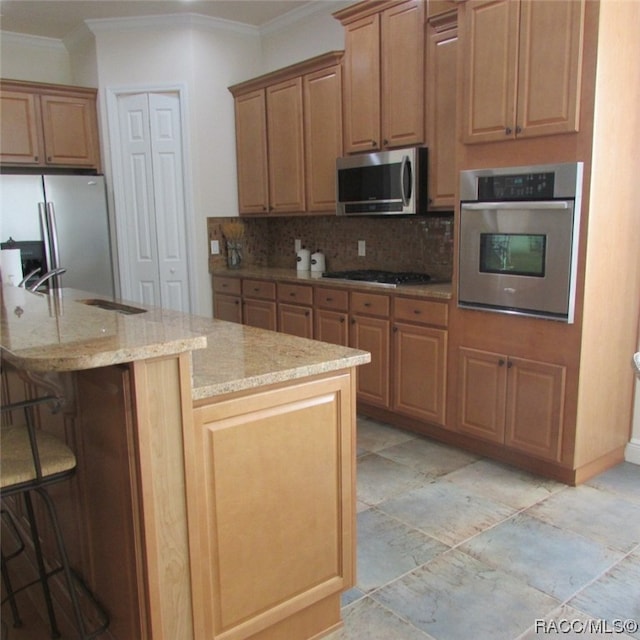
[1,286,370,399]
[213,267,453,300]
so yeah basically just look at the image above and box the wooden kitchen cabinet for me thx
[350,291,391,408]
[230,52,343,216]
[242,279,277,331]
[189,372,355,640]
[1,80,100,168]
[277,282,313,338]
[266,77,305,213]
[425,11,457,209]
[461,0,585,144]
[336,0,425,153]
[303,64,343,212]
[213,276,242,323]
[233,90,269,214]
[315,287,350,347]
[392,297,448,426]
[458,347,565,462]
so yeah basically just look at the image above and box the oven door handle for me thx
[462,201,570,210]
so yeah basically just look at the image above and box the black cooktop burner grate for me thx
[322,270,434,286]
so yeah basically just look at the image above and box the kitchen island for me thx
[0,285,370,640]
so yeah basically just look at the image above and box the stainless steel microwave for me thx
[336,147,428,215]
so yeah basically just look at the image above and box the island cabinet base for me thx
[187,371,357,640]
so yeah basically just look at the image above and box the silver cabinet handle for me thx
[462,202,569,211]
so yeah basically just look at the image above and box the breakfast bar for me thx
[0,285,370,640]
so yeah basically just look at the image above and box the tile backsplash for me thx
[208,214,453,280]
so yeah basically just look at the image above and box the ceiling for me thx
[0,1,320,40]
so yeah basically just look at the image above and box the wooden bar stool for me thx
[1,396,109,639]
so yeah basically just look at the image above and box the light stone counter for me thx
[213,266,453,300]
[1,286,370,399]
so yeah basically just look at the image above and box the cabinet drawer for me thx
[277,282,313,305]
[351,291,390,317]
[394,297,448,327]
[242,279,276,300]
[315,287,349,312]
[213,276,241,296]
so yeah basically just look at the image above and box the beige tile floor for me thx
[326,415,640,640]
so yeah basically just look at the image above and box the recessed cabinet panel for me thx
[234,90,269,214]
[381,0,425,148]
[303,65,343,212]
[342,13,381,152]
[0,90,42,164]
[266,78,305,213]
[351,314,390,408]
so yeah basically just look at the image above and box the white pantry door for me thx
[116,92,191,312]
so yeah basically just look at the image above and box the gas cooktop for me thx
[321,270,442,288]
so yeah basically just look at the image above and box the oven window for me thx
[479,233,546,277]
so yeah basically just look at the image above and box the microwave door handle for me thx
[462,201,570,210]
[400,155,411,206]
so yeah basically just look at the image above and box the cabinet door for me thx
[303,65,343,212]
[0,90,43,164]
[266,77,305,213]
[234,90,269,214]
[343,13,381,152]
[243,299,277,331]
[505,357,565,461]
[461,0,519,143]
[278,303,313,339]
[381,0,425,148]
[458,347,507,443]
[350,314,390,408]
[315,309,349,347]
[40,93,99,167]
[516,0,584,138]
[189,373,355,639]
[426,20,458,209]
[214,293,242,323]
[393,323,447,426]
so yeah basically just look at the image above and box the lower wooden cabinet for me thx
[213,275,243,323]
[277,282,313,338]
[393,322,447,426]
[242,279,277,331]
[316,308,349,346]
[458,347,566,461]
[350,291,391,408]
[189,372,356,640]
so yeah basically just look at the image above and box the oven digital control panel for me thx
[477,172,555,200]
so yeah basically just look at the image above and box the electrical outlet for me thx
[295,239,302,252]
[358,240,366,257]
[210,240,220,255]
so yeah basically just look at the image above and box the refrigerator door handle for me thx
[46,202,60,270]
[39,203,55,271]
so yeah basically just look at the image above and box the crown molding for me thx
[0,30,67,51]
[259,0,355,36]
[85,12,259,37]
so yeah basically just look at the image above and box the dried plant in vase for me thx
[222,222,245,269]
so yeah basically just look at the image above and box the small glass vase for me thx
[227,241,243,269]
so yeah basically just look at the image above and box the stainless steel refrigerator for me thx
[1,174,115,296]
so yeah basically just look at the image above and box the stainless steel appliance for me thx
[458,162,583,323]
[1,174,115,296]
[322,270,436,288]
[336,147,428,215]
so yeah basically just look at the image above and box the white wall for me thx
[1,32,72,84]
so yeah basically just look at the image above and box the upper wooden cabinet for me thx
[229,52,343,216]
[335,0,425,153]
[1,80,101,169]
[461,0,586,144]
[425,10,458,209]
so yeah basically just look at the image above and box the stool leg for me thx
[1,509,25,629]
[24,491,61,639]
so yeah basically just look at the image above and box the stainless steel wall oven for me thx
[458,163,583,323]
